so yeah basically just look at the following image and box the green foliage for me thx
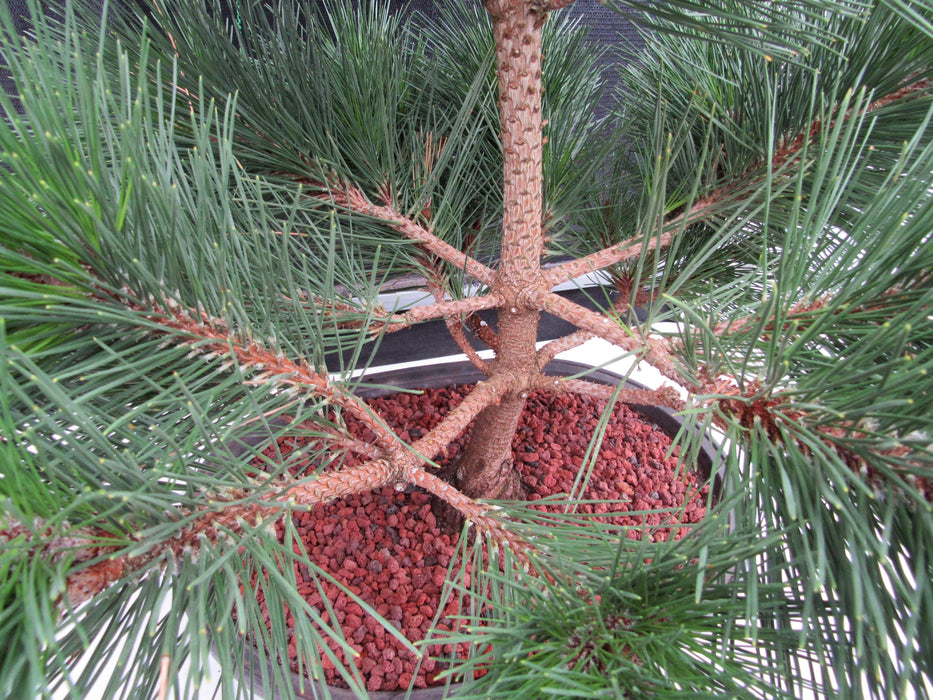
[0,0,931,698]
[453,499,814,699]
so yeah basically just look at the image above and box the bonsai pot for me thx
[227,358,721,699]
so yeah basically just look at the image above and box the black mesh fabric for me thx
[5,0,30,33]
[2,1,31,105]
[389,0,642,111]
[2,1,642,116]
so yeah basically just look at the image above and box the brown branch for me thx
[405,467,531,559]
[380,293,504,335]
[395,268,493,374]
[865,77,932,112]
[443,319,492,375]
[536,288,639,369]
[468,314,500,353]
[288,420,384,462]
[404,372,516,467]
[33,499,275,606]
[47,461,403,606]
[422,269,493,375]
[543,196,716,289]
[711,295,833,337]
[28,344,519,607]
[526,288,683,384]
[40,461,405,605]
[146,295,407,462]
[539,375,686,412]
[332,185,497,288]
[284,459,401,505]
[53,458,532,606]
[536,327,594,368]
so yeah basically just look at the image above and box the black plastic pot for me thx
[229,357,721,699]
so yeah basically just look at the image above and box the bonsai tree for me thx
[1,0,931,697]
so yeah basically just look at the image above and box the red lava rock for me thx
[252,385,711,691]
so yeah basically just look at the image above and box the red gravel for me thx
[253,385,710,692]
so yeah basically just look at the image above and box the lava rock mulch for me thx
[252,385,710,693]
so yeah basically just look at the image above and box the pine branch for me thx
[380,263,494,373]
[709,295,833,337]
[535,290,642,369]
[330,184,497,287]
[285,458,402,504]
[538,375,686,411]
[140,293,410,462]
[404,372,516,467]
[527,288,683,383]
[544,187,740,289]
[2,500,275,607]
[427,269,494,374]
[381,293,504,334]
[536,328,594,367]
[40,463,404,607]
[283,419,383,462]
[13,368,526,609]
[707,382,933,503]
[404,467,531,559]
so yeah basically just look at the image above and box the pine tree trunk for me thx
[450,0,549,503]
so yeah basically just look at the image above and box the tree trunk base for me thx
[433,458,526,533]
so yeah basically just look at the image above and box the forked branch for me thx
[23,365,524,608]
[528,289,682,383]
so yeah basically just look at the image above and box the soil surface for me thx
[254,385,711,693]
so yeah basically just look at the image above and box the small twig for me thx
[286,420,383,462]
[535,327,594,368]
[421,266,492,374]
[445,319,493,375]
[468,314,500,353]
[535,289,638,369]
[157,654,170,700]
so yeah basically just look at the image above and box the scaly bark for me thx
[450,0,553,502]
